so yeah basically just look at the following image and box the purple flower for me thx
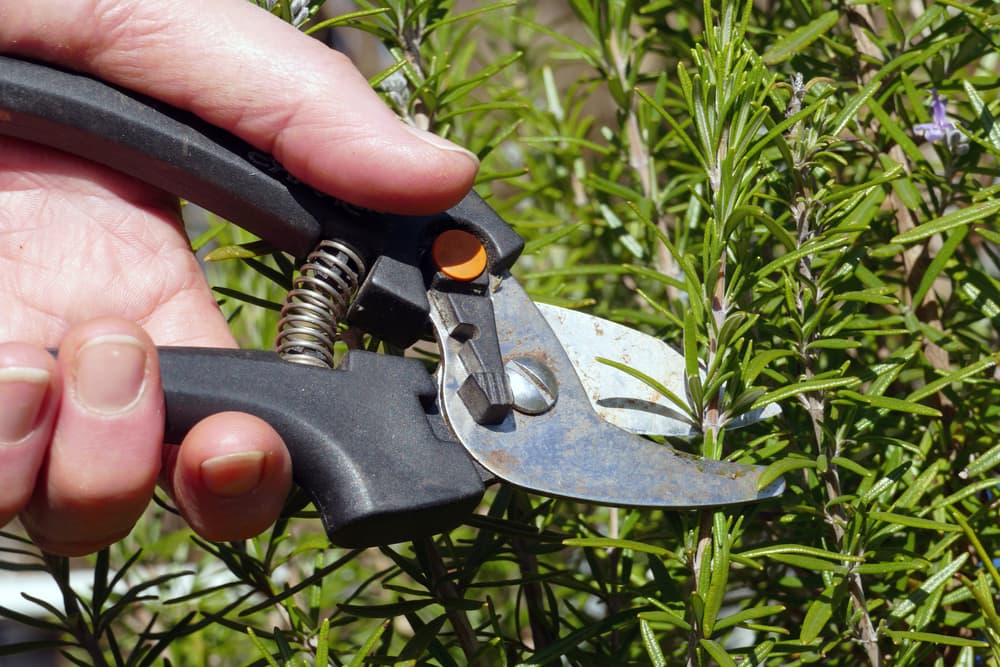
[914,90,968,154]
[914,90,955,141]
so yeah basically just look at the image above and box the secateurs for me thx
[0,55,784,547]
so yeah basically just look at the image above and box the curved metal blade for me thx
[536,304,781,436]
[430,275,784,508]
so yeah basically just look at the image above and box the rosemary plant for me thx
[2,1,998,665]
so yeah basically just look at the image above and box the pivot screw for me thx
[504,357,558,414]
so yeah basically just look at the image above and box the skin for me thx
[0,0,478,555]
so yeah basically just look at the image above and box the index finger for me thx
[0,0,478,214]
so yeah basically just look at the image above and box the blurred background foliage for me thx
[2,0,999,665]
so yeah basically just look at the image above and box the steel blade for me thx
[430,275,784,508]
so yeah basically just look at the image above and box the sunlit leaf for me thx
[892,201,1000,245]
[762,10,839,64]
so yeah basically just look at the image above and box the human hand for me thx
[0,0,478,555]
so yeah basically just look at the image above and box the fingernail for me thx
[201,451,267,497]
[402,124,480,166]
[75,335,147,414]
[0,367,50,444]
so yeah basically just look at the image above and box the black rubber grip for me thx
[159,348,485,547]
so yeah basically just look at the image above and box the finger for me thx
[0,0,478,214]
[0,343,59,527]
[165,412,292,542]
[20,318,163,556]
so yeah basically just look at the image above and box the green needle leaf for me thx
[892,201,1000,245]
[762,10,839,64]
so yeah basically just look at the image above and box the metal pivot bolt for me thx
[504,357,558,414]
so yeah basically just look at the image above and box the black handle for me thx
[0,54,522,267]
[0,55,326,257]
[159,348,485,547]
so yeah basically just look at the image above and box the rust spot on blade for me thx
[484,449,521,472]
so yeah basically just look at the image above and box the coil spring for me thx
[275,239,366,368]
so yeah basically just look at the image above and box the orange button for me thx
[432,229,487,281]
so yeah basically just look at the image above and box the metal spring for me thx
[275,239,366,368]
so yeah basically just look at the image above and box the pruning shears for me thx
[0,55,784,547]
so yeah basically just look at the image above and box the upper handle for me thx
[0,55,323,257]
[0,54,522,268]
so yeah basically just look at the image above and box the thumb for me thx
[0,0,478,214]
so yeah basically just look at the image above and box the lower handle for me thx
[158,348,484,547]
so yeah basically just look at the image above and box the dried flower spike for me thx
[264,0,311,26]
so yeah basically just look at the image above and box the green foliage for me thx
[3,0,999,664]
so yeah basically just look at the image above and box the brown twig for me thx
[604,12,682,302]
[793,194,883,667]
[414,538,488,667]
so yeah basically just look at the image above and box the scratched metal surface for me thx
[537,304,781,436]
[536,304,694,436]
[430,275,785,508]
